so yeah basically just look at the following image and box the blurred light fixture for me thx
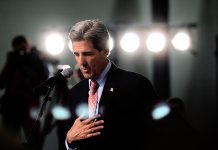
[29,107,39,120]
[151,102,170,120]
[52,105,71,120]
[120,32,140,53]
[76,103,89,119]
[171,32,191,51]
[45,33,65,55]
[146,31,167,53]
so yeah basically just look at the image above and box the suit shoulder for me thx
[117,67,150,82]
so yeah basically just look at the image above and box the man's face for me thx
[72,40,109,79]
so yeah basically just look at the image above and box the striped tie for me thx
[88,80,99,118]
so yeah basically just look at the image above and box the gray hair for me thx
[69,19,110,52]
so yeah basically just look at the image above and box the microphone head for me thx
[61,67,74,78]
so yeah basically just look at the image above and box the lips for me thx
[81,67,89,74]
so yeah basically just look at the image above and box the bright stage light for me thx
[120,32,140,53]
[146,32,167,53]
[172,32,191,51]
[45,33,65,55]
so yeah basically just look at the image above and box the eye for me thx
[83,51,94,56]
[74,52,79,56]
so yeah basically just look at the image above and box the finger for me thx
[82,118,93,124]
[73,116,81,123]
[86,125,104,134]
[93,114,102,119]
[78,115,85,120]
[72,117,82,126]
[92,114,102,122]
[83,114,101,124]
[86,132,101,138]
[89,120,104,128]
[91,114,102,121]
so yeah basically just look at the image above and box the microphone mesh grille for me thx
[61,67,74,78]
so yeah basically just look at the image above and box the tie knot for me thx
[90,80,99,93]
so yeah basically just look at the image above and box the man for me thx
[0,35,53,150]
[65,19,158,150]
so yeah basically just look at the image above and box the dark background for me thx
[0,0,217,149]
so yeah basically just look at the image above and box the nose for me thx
[77,55,86,66]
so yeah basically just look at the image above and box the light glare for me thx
[45,33,65,55]
[146,32,167,53]
[109,37,114,51]
[30,107,39,120]
[76,103,89,119]
[68,40,73,51]
[172,32,191,51]
[152,103,170,120]
[52,105,71,120]
[120,32,140,53]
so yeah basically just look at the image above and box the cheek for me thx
[88,59,98,71]
[93,58,102,71]
[74,56,79,62]
[87,57,96,65]
[75,58,79,63]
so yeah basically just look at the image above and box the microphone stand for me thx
[22,82,55,150]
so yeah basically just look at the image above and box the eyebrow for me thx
[73,51,95,55]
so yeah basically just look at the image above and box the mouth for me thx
[81,67,90,74]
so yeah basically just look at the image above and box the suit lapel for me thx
[98,63,118,115]
[79,80,89,103]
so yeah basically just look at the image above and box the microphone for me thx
[34,67,74,94]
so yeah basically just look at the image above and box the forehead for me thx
[72,40,94,51]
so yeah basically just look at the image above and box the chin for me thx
[83,74,93,79]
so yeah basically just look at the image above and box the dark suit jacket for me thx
[66,63,158,150]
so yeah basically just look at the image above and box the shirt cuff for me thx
[65,138,78,150]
